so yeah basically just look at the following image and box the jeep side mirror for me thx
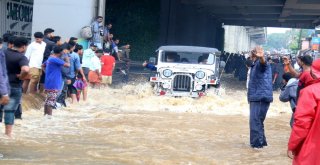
[220,61,226,68]
[149,57,156,64]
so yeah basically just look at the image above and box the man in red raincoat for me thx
[287,58,320,164]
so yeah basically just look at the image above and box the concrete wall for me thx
[32,0,97,41]
[224,25,251,53]
[159,0,224,50]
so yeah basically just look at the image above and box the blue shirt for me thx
[0,50,9,95]
[44,57,65,90]
[91,21,102,43]
[66,52,81,79]
[145,63,157,71]
[248,59,273,102]
[60,53,70,79]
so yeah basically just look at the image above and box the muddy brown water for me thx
[0,74,292,165]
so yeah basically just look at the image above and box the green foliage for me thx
[264,33,290,50]
[106,0,160,61]
[263,29,312,52]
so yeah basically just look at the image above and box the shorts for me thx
[88,71,101,83]
[101,76,112,85]
[29,68,42,83]
[40,71,45,83]
[67,78,77,94]
[45,90,59,107]
[2,87,22,125]
[82,67,90,80]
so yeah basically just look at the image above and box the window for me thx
[160,51,215,65]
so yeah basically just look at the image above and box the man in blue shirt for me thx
[66,42,86,104]
[103,22,112,49]
[89,16,103,49]
[247,46,273,149]
[0,37,10,106]
[0,37,11,122]
[43,46,70,117]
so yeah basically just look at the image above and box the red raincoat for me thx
[288,79,320,165]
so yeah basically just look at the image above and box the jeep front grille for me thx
[173,75,192,91]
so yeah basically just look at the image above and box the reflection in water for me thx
[0,75,292,165]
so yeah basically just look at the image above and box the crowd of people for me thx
[89,16,131,63]
[0,15,135,137]
[229,46,320,164]
[220,51,306,91]
[1,15,320,163]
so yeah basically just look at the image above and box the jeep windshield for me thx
[160,51,215,65]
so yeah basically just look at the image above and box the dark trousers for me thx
[249,101,270,148]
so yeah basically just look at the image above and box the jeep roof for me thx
[157,46,220,54]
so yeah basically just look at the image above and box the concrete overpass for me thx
[224,26,267,53]
[180,0,320,29]
[159,0,320,52]
[2,0,320,57]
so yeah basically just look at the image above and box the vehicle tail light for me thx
[160,91,166,96]
[151,77,157,81]
[210,80,215,83]
[198,92,205,97]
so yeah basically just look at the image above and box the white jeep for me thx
[149,46,223,97]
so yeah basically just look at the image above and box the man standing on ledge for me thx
[90,16,104,49]
[247,46,273,149]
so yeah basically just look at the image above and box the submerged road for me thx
[0,74,292,165]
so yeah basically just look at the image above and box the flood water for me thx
[0,74,292,165]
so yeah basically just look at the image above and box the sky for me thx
[267,27,291,34]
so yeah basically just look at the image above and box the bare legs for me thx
[5,125,13,138]
[44,105,52,116]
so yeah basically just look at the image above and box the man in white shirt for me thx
[23,32,46,94]
[88,49,103,88]
[82,43,98,81]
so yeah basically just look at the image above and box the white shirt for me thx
[82,48,95,68]
[90,55,101,72]
[25,41,46,69]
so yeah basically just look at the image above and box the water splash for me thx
[0,75,292,164]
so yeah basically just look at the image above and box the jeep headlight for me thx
[163,69,173,77]
[195,71,205,79]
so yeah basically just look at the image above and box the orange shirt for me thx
[284,65,290,73]
[100,55,115,76]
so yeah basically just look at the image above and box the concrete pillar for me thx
[159,0,223,48]
[167,0,178,44]
[224,25,257,53]
[97,0,106,24]
[159,0,170,44]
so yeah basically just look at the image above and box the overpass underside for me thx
[159,0,320,51]
[181,0,320,29]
